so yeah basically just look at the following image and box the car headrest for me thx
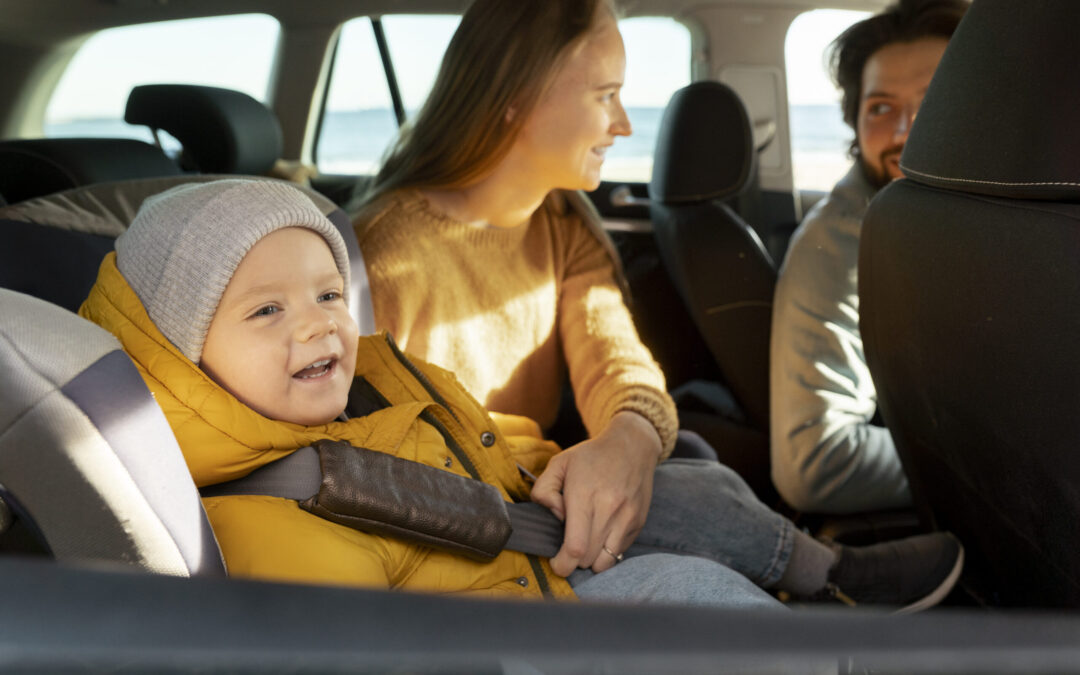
[900,0,1080,201]
[0,175,376,335]
[649,81,754,205]
[125,84,284,175]
[0,138,181,205]
[0,288,226,577]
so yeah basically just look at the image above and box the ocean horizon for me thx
[44,104,853,190]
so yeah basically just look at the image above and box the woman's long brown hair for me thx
[363,0,616,205]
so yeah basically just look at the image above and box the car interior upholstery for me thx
[859,0,1080,607]
[125,84,285,175]
[1,1,1080,668]
[0,175,376,333]
[0,137,182,204]
[648,80,778,497]
[0,287,227,576]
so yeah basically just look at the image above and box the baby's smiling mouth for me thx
[293,358,336,380]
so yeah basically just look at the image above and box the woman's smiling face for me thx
[513,14,633,192]
[200,227,358,426]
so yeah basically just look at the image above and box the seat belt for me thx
[200,445,564,559]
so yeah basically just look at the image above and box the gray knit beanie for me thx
[115,179,351,364]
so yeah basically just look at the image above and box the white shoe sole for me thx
[894,542,965,614]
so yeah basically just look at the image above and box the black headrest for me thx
[0,138,181,205]
[649,81,753,205]
[125,84,283,175]
[900,0,1080,201]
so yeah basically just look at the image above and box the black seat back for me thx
[649,81,777,431]
[0,138,181,205]
[860,0,1080,606]
[0,176,376,334]
[125,84,283,175]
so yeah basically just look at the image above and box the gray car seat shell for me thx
[0,289,226,576]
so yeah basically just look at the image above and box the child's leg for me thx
[569,553,783,609]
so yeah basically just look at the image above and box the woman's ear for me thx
[504,105,517,124]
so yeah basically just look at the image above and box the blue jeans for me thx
[568,433,795,607]
[571,553,782,609]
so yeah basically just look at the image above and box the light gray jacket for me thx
[769,164,912,514]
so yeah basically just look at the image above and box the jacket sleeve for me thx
[769,192,912,514]
[554,203,678,457]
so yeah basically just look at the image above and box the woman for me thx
[350,2,966,611]
[351,1,965,611]
[355,0,668,578]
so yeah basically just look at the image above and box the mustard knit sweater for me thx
[355,189,678,455]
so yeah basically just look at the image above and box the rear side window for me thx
[785,9,870,192]
[316,15,459,174]
[603,17,691,183]
[316,15,690,182]
[45,14,280,147]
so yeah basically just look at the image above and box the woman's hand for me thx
[531,411,662,576]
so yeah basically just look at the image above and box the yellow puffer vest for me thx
[80,253,573,599]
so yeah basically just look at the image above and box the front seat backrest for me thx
[0,289,226,576]
[0,175,375,335]
[649,81,777,431]
[859,0,1080,606]
[0,138,181,205]
[125,84,283,175]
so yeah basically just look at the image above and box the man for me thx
[770,0,969,514]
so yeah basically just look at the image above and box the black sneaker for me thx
[820,532,964,613]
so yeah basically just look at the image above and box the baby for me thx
[80,179,961,610]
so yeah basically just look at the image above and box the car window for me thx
[45,14,280,151]
[381,15,461,116]
[316,15,459,175]
[785,9,871,192]
[604,17,691,183]
[316,15,690,182]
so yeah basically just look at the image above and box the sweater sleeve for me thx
[769,173,912,514]
[554,205,679,457]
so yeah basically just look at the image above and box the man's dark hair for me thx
[829,0,969,155]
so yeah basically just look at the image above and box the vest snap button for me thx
[480,431,496,447]
[444,457,453,468]
[517,577,529,588]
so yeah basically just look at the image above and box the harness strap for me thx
[199,445,564,559]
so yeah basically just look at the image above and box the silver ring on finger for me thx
[602,545,624,563]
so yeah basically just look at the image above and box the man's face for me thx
[857,36,949,189]
[200,227,359,426]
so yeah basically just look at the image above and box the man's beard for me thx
[859,146,904,190]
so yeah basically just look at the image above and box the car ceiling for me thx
[0,0,890,42]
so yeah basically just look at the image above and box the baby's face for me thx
[201,227,359,426]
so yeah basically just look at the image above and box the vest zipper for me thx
[385,334,555,596]
[384,333,480,480]
[527,555,555,599]
[384,333,460,424]
[418,410,482,481]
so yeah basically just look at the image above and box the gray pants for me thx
[569,439,794,608]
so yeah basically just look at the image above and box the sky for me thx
[46,9,868,122]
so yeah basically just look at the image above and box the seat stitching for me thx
[901,163,1080,188]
